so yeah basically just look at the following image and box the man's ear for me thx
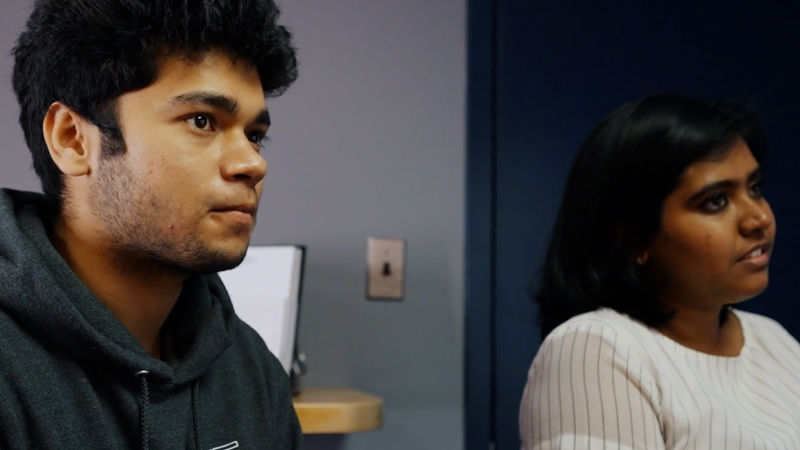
[42,102,99,177]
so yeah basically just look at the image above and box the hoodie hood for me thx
[0,188,234,385]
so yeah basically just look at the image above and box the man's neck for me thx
[51,216,185,359]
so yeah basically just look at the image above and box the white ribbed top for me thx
[519,307,800,449]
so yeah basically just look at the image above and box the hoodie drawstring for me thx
[133,371,202,449]
[192,381,201,449]
[134,370,151,450]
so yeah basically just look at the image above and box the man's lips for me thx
[213,204,255,215]
[210,204,257,225]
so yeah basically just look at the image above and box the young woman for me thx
[519,94,800,449]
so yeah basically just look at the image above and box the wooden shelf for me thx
[293,388,383,434]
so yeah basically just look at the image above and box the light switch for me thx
[366,237,405,300]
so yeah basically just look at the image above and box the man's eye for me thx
[190,114,213,130]
[247,131,266,144]
[701,193,727,212]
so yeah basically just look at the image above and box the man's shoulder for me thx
[220,313,288,379]
[0,304,40,352]
[201,310,299,439]
[0,188,53,214]
[0,303,78,393]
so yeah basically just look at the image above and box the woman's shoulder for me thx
[530,308,663,398]
[735,309,800,357]
[545,307,652,342]
[537,307,662,367]
[735,308,791,332]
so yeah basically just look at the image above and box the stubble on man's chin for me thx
[89,137,252,279]
[110,244,249,279]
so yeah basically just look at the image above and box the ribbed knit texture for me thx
[520,307,800,449]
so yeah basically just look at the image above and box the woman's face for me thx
[646,138,775,310]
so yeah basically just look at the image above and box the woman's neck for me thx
[657,305,743,356]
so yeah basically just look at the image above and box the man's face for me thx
[89,50,269,274]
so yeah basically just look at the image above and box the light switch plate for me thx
[366,236,405,300]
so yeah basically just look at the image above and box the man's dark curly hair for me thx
[13,0,298,201]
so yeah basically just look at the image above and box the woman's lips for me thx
[738,243,771,268]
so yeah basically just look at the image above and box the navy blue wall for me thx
[466,2,800,449]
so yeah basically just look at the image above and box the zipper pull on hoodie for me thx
[134,370,151,450]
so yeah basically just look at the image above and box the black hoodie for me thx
[0,189,302,449]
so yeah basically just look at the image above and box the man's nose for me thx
[220,134,267,186]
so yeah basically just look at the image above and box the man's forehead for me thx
[156,50,260,81]
[138,50,267,110]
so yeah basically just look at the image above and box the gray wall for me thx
[0,1,466,449]
[0,3,39,192]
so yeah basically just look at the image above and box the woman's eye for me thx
[749,181,764,197]
[701,193,727,212]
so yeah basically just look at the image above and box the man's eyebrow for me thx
[170,91,270,126]
[254,109,271,127]
[170,91,240,115]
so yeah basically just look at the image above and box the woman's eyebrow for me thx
[688,180,734,203]
[687,166,762,203]
[748,167,763,182]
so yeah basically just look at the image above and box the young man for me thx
[0,1,300,448]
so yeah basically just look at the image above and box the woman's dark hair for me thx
[13,0,298,201]
[535,94,766,337]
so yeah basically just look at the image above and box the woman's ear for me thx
[42,102,99,177]
[613,224,651,267]
[635,251,650,266]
